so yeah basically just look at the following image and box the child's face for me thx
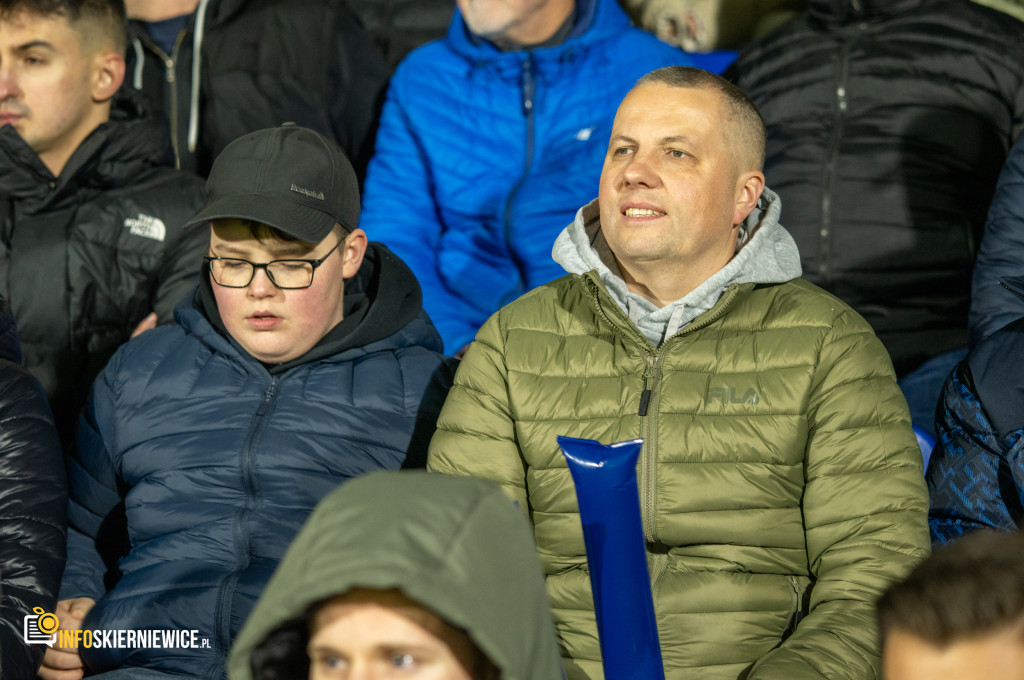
[307,591,479,680]
[208,219,363,364]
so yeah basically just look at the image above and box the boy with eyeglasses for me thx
[46,125,457,680]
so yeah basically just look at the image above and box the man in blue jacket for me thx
[358,0,691,355]
[43,125,456,680]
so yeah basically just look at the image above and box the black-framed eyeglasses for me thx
[203,238,343,289]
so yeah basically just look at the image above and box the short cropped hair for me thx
[635,66,766,172]
[0,0,126,54]
[877,530,1024,648]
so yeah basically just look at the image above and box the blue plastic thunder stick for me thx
[557,435,665,680]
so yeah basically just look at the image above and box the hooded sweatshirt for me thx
[552,187,802,345]
[228,471,564,680]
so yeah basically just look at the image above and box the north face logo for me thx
[124,214,166,242]
[707,386,760,405]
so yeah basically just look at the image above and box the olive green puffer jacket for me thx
[428,269,930,679]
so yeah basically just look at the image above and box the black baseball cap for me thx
[182,124,359,241]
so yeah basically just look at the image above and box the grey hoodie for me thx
[552,187,802,346]
[227,471,564,680]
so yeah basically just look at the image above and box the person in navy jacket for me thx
[46,126,456,680]
[927,274,1024,543]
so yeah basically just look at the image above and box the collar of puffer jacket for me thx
[807,0,931,25]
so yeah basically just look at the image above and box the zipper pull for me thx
[638,389,651,417]
[522,54,535,115]
[638,356,655,416]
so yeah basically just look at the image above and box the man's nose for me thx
[0,64,18,100]
[622,151,660,188]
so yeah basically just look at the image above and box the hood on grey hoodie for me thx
[552,187,802,346]
[227,471,564,680]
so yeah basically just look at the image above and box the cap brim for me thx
[182,193,340,243]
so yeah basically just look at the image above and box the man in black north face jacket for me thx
[0,0,206,445]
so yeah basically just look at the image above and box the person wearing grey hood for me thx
[228,471,564,680]
[429,66,929,679]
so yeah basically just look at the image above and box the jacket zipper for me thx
[820,30,860,287]
[168,28,188,169]
[208,377,278,680]
[639,354,660,543]
[135,30,186,169]
[586,277,746,609]
[500,53,536,302]
[784,575,809,638]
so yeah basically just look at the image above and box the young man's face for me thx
[0,11,109,174]
[883,627,1024,680]
[598,83,762,296]
[208,219,364,365]
[307,590,479,680]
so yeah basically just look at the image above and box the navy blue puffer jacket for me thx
[928,276,1024,543]
[60,245,456,678]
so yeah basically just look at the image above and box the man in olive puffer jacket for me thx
[429,66,931,680]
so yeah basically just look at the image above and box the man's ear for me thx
[732,170,766,226]
[91,51,126,103]
[340,228,369,278]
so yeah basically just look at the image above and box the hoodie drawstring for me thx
[131,38,145,90]
[188,0,212,153]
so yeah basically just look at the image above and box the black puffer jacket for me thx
[727,0,1024,375]
[125,0,390,177]
[0,296,66,679]
[0,95,207,445]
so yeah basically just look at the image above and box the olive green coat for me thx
[428,268,930,679]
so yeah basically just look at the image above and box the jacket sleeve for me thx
[926,360,1023,542]
[748,310,931,680]
[0,362,66,680]
[153,176,208,323]
[969,131,1024,347]
[427,314,530,513]
[358,70,483,354]
[60,358,128,602]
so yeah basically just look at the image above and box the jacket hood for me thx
[184,242,443,372]
[0,296,21,366]
[552,187,801,345]
[0,90,173,205]
[807,0,930,25]
[227,471,564,680]
[446,0,625,62]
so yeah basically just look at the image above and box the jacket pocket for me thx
[782,574,812,640]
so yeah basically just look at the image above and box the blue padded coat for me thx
[60,245,456,678]
[928,276,1024,543]
[358,0,689,353]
